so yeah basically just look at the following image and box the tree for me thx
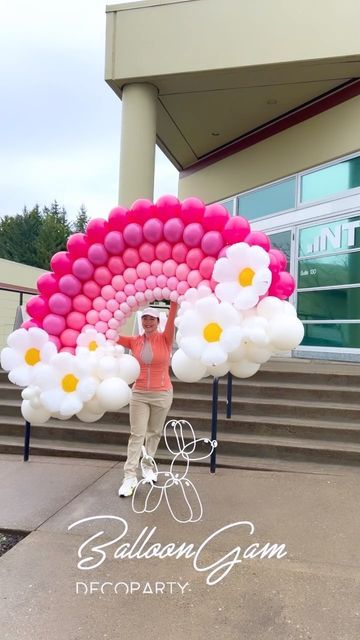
[35,203,71,269]
[73,205,89,233]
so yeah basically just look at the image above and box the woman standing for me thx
[117,301,178,497]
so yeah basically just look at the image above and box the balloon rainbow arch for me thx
[0,196,304,425]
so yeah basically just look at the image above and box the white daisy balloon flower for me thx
[76,329,107,358]
[176,296,243,366]
[213,242,272,311]
[0,328,57,387]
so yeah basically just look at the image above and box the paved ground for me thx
[0,453,359,640]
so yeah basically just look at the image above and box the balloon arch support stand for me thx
[0,196,304,474]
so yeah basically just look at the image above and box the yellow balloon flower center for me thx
[24,348,41,366]
[203,322,223,343]
[88,341,98,351]
[238,267,255,287]
[61,373,79,393]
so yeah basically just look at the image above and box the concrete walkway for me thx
[0,453,359,640]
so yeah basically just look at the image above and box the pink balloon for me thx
[104,231,125,255]
[108,206,127,231]
[50,251,72,276]
[145,275,157,289]
[269,248,287,273]
[86,310,99,325]
[153,287,162,300]
[135,278,146,292]
[201,231,223,256]
[167,276,178,291]
[123,223,143,247]
[48,293,72,315]
[150,260,163,276]
[67,233,89,258]
[136,262,151,279]
[106,299,118,312]
[120,302,131,315]
[127,295,137,308]
[143,218,163,243]
[73,295,92,313]
[86,218,108,244]
[123,248,140,267]
[155,241,171,261]
[94,266,112,286]
[268,271,295,299]
[102,285,116,300]
[59,274,82,297]
[82,324,93,332]
[72,257,94,281]
[156,195,181,222]
[60,329,80,347]
[83,280,100,299]
[99,309,112,322]
[157,274,167,288]
[21,320,40,329]
[128,199,154,224]
[218,245,230,258]
[163,218,184,243]
[124,268,137,284]
[93,297,106,311]
[124,284,136,296]
[95,321,108,334]
[48,335,61,350]
[37,273,58,297]
[108,256,124,275]
[222,217,250,244]
[108,318,119,330]
[145,290,155,302]
[115,291,126,304]
[60,347,76,354]
[176,264,190,281]
[170,290,179,302]
[43,313,66,335]
[186,248,204,270]
[26,296,49,321]
[67,311,85,331]
[139,242,155,262]
[114,309,125,320]
[203,203,230,231]
[172,242,188,263]
[181,197,205,224]
[162,259,177,277]
[183,223,204,247]
[199,256,216,279]
[112,275,125,291]
[161,287,171,299]
[135,291,145,304]
[187,270,202,287]
[88,243,109,266]
[106,329,118,341]
[245,231,271,252]
[177,281,189,295]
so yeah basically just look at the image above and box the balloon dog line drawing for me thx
[131,419,218,524]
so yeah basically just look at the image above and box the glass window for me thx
[237,177,296,221]
[299,216,360,257]
[219,199,234,215]
[297,288,360,321]
[298,252,360,289]
[300,156,360,203]
[301,323,360,349]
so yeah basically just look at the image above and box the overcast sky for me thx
[0,0,179,221]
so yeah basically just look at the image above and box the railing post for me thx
[23,421,31,461]
[210,377,219,473]
[226,371,233,419]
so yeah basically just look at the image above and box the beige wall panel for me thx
[178,96,360,203]
[0,259,46,290]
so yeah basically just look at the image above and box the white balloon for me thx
[76,408,105,423]
[206,362,230,378]
[268,316,304,351]
[257,296,284,319]
[52,412,70,421]
[95,355,119,380]
[171,349,207,382]
[96,378,132,411]
[230,360,260,379]
[117,354,140,385]
[244,343,272,364]
[282,301,297,317]
[84,395,105,414]
[21,399,51,425]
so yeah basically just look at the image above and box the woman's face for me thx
[141,314,159,335]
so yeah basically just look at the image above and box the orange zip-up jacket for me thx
[117,303,177,392]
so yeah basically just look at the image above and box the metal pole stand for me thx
[210,377,219,473]
[226,372,233,419]
[24,421,31,461]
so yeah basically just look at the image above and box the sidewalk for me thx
[0,452,359,640]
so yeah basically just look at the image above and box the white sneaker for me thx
[118,477,138,497]
[142,466,158,484]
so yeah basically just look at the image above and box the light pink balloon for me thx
[88,243,109,266]
[153,287,163,300]
[123,223,143,247]
[177,281,189,295]
[95,321,108,334]
[99,309,112,322]
[49,293,72,315]
[186,248,204,270]
[183,223,204,247]
[86,310,99,325]
[93,297,106,311]
[150,260,163,276]
[176,264,190,281]
[67,233,89,258]
[145,275,157,289]
[101,285,116,300]
[60,328,79,347]
[218,245,229,258]
[106,299,119,312]
[48,335,61,350]
[124,268,137,284]
[199,256,216,279]
[50,251,72,276]
[106,329,118,341]
[108,256,125,275]
[162,259,177,277]
[83,280,100,299]
[123,248,140,268]
[67,311,86,331]
[187,270,202,287]
[73,294,92,313]
[157,274,167,288]
[199,279,211,288]
[72,258,94,281]
[145,290,155,302]
[172,242,188,263]
[120,302,131,315]
[139,242,155,262]
[143,218,163,243]
[124,284,136,296]
[167,276,178,291]
[21,320,40,329]
[112,275,125,291]
[135,291,145,303]
[43,314,66,336]
[163,218,184,243]
[104,231,125,255]
[201,231,224,256]
[114,310,125,321]
[155,241,171,261]
[135,278,146,292]
[60,346,76,354]
[127,295,137,307]
[170,291,179,302]
[37,273,58,297]
[161,287,171,299]
[136,262,151,279]
[94,266,112,286]
[115,291,126,304]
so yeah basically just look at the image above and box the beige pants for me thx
[124,389,173,479]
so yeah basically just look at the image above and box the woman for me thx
[117,301,178,497]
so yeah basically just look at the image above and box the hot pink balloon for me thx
[93,297,106,311]
[150,260,163,276]
[99,309,112,322]
[108,206,127,231]
[186,248,204,270]
[176,264,190,281]
[104,231,125,255]
[163,218,184,243]
[86,218,108,244]
[59,274,82,297]
[101,285,116,300]
[86,310,99,325]
[156,195,181,222]
[245,231,271,252]
[67,233,89,258]
[222,216,250,244]
[167,276,178,291]
[157,274,167,288]
[123,223,143,247]
[128,199,154,224]
[106,299,118,312]
[88,243,108,266]
[48,293,72,315]
[162,259,177,277]
[139,242,155,262]
[199,256,216,279]
[67,311,85,331]
[21,320,40,329]
[269,248,287,273]
[172,242,188,263]
[94,266,112,286]
[181,197,205,224]
[26,296,49,321]
[146,275,157,289]
[187,270,202,287]
[72,257,94,281]
[124,268,137,284]
[183,223,204,247]
[43,313,66,335]
[203,203,230,231]
[143,218,163,243]
[95,321,108,334]
[201,231,224,256]
[37,273,58,297]
[61,329,80,347]
[137,262,151,279]
[155,241,171,261]
[268,271,295,299]
[50,251,72,276]
[112,275,125,291]
[83,280,100,299]
[123,248,140,268]
[108,256,125,275]
[73,294,92,313]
